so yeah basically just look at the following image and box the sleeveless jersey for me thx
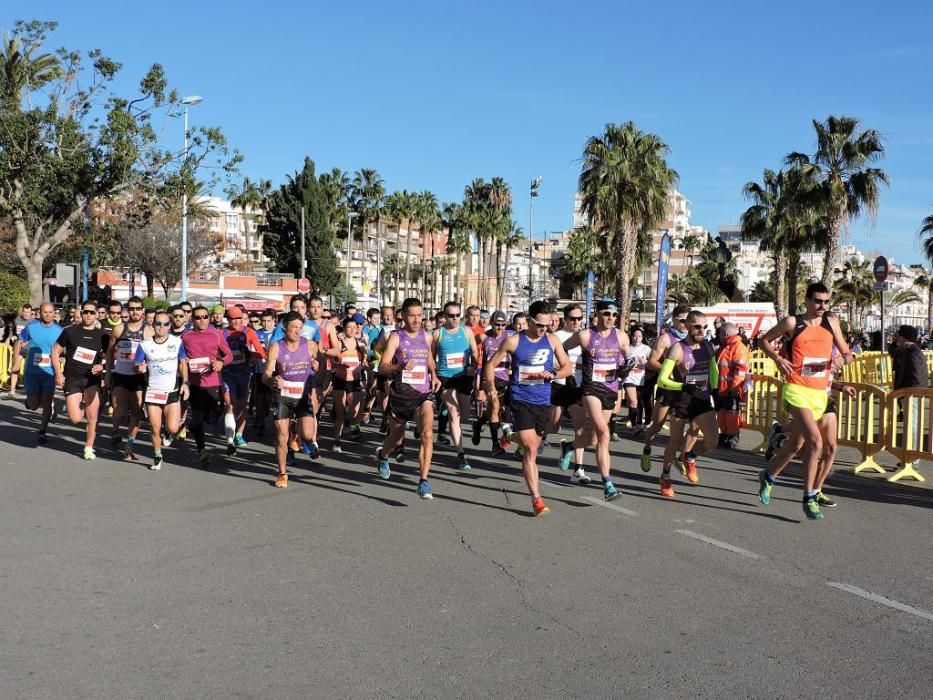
[582,328,622,392]
[393,328,431,394]
[785,315,834,391]
[334,337,366,381]
[113,322,148,376]
[482,332,510,382]
[275,338,314,403]
[509,333,554,405]
[436,325,471,378]
[675,340,714,400]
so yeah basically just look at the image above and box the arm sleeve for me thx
[709,357,720,389]
[133,345,146,363]
[247,328,266,359]
[657,358,683,391]
[177,343,186,360]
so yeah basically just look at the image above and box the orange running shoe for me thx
[532,497,549,516]
[275,473,288,489]
[678,453,699,483]
[660,476,675,498]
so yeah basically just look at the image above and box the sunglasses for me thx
[193,314,209,320]
[811,298,831,307]
[601,311,618,318]
[447,313,461,318]
[533,321,548,328]
[567,316,583,321]
[493,322,506,327]
[172,314,186,319]
[127,306,143,311]
[153,321,170,327]
[322,315,332,320]
[674,317,687,323]
[691,324,708,330]
[81,309,97,314]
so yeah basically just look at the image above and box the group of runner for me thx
[6,281,852,519]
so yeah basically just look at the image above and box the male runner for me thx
[210,304,226,330]
[134,310,189,470]
[51,302,109,459]
[263,312,323,488]
[16,303,62,444]
[656,309,720,497]
[640,304,691,471]
[549,304,590,484]
[251,310,277,435]
[561,300,630,500]
[360,308,383,424]
[486,300,572,515]
[105,296,153,460]
[375,298,442,498]
[268,295,321,344]
[433,301,480,470]
[182,306,233,467]
[472,310,511,457]
[222,306,266,453]
[7,303,35,398]
[756,283,851,519]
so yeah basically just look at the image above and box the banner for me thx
[655,232,671,331]
[584,270,595,322]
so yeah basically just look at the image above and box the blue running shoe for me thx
[234,434,248,448]
[458,455,471,471]
[559,439,574,471]
[376,449,391,480]
[604,482,621,501]
[418,480,433,500]
[758,469,773,505]
[803,495,824,520]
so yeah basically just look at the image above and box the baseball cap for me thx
[595,300,619,312]
[490,311,507,324]
[226,307,244,320]
[352,312,366,325]
[480,310,491,319]
[211,304,225,314]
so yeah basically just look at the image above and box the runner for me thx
[375,298,442,499]
[7,303,34,399]
[432,301,480,469]
[134,310,189,470]
[181,305,233,467]
[485,300,572,516]
[262,311,323,488]
[251,309,277,436]
[14,303,62,444]
[511,312,528,334]
[714,322,750,448]
[210,304,226,331]
[325,316,369,452]
[640,304,691,471]
[222,307,266,454]
[471,310,512,457]
[51,302,109,459]
[655,309,720,497]
[623,327,651,429]
[549,304,590,484]
[755,283,852,519]
[269,295,321,344]
[561,300,630,500]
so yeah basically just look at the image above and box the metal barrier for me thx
[748,357,778,378]
[0,343,11,389]
[834,383,888,474]
[883,388,932,483]
[741,375,785,453]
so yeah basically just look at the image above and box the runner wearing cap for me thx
[471,310,511,456]
[222,306,266,454]
[210,304,226,330]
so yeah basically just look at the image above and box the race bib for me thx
[33,353,51,369]
[280,380,305,400]
[73,346,97,364]
[518,365,546,385]
[686,371,708,388]
[116,340,135,362]
[801,357,829,378]
[592,362,617,384]
[342,356,360,369]
[631,364,645,374]
[188,356,211,373]
[401,365,427,386]
[145,388,169,405]
[231,351,246,364]
[446,354,465,369]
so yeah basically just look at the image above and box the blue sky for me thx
[9,1,933,264]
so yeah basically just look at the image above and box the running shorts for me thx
[655,387,680,407]
[223,372,252,401]
[64,375,101,396]
[276,396,312,420]
[24,372,55,398]
[511,400,550,436]
[439,373,474,396]
[671,390,715,421]
[332,376,364,393]
[582,382,618,412]
[550,380,581,408]
[782,383,829,422]
[112,372,147,393]
[388,382,432,423]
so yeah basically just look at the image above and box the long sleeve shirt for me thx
[181,327,232,388]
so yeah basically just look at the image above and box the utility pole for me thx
[528,177,541,304]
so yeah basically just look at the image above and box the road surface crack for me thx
[444,515,584,640]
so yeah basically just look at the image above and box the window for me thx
[226,213,239,231]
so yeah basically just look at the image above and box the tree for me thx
[579,122,677,323]
[498,222,523,310]
[0,20,240,304]
[741,169,788,318]
[416,190,440,302]
[681,233,701,267]
[913,272,933,332]
[787,116,887,288]
[441,202,470,304]
[261,157,340,295]
[350,168,385,267]
[226,176,272,269]
[748,278,775,303]
[0,269,28,313]
[833,257,875,328]
[384,191,415,306]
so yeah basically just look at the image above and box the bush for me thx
[0,270,29,314]
[142,296,171,311]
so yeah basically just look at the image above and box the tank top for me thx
[675,340,714,400]
[224,329,250,373]
[113,322,147,376]
[625,343,651,387]
[554,329,583,386]
[482,332,510,382]
[393,328,431,394]
[334,337,366,381]
[785,315,834,390]
[436,325,471,378]
[275,337,314,403]
[582,328,622,392]
[509,332,554,405]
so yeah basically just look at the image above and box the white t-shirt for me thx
[554,330,583,386]
[624,343,651,387]
[135,335,186,392]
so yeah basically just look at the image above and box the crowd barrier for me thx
[742,373,927,482]
[0,343,11,390]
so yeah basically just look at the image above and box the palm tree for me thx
[442,203,471,304]
[498,222,524,310]
[350,168,385,271]
[226,176,272,269]
[579,122,677,323]
[787,116,888,288]
[383,192,404,306]
[741,169,788,318]
[416,191,440,303]
[0,28,63,100]
[913,272,933,332]
[681,233,701,267]
[834,257,875,328]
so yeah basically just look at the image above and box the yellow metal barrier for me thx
[883,388,932,482]
[833,382,888,474]
[0,343,11,389]
[748,357,778,378]
[741,374,785,453]
[843,353,892,388]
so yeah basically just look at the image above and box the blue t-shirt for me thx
[20,320,63,375]
[268,318,320,345]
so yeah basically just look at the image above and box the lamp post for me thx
[179,95,202,302]
[345,210,358,310]
[528,177,541,304]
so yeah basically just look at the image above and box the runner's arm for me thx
[378,333,402,377]
[550,334,573,380]
[646,334,670,372]
[262,341,279,387]
[758,317,794,362]
[656,343,684,391]
[51,341,65,381]
[467,330,480,367]
[563,330,583,353]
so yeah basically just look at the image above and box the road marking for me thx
[826,582,933,622]
[583,496,638,516]
[540,479,565,489]
[675,530,760,559]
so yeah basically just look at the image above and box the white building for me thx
[199,196,268,270]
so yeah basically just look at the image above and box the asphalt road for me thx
[0,399,930,699]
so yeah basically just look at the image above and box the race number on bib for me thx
[188,356,211,373]
[686,371,708,388]
[280,380,305,400]
[401,365,427,386]
[518,365,546,385]
[801,357,829,378]
[592,362,617,384]
[231,351,246,364]
[73,346,97,364]
[446,354,465,370]
[144,388,169,405]
[33,353,52,369]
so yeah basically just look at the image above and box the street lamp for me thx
[345,210,358,310]
[528,177,541,304]
[180,95,202,302]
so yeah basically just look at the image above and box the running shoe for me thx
[491,444,507,458]
[349,425,361,438]
[286,450,297,467]
[150,455,163,471]
[803,496,824,520]
[603,482,621,501]
[816,491,837,508]
[82,446,96,461]
[378,417,389,434]
[37,431,48,446]
[177,427,187,442]
[226,441,237,457]
[301,440,320,460]
[757,469,773,505]
[609,431,620,442]
[640,447,652,472]
[570,468,591,485]
[333,443,342,454]
[532,497,550,517]
[457,455,471,471]
[499,424,513,450]
[678,452,699,484]
[471,419,483,446]
[123,447,138,462]
[289,435,300,452]
[417,480,433,500]
[660,476,675,498]
[234,435,248,448]
[109,433,122,448]
[559,439,574,471]
[275,473,288,488]
[198,449,212,469]
[765,421,783,462]
[376,449,391,480]
[437,434,450,445]
[162,431,174,448]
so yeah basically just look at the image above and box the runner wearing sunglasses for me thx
[472,310,512,456]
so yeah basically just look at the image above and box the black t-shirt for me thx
[57,325,109,378]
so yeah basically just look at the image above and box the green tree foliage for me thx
[261,157,340,295]
[0,269,28,313]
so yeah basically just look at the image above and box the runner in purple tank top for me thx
[471,310,512,457]
[563,300,630,501]
[375,298,441,499]
[263,312,323,488]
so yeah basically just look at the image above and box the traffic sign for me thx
[873,281,890,291]
[873,256,889,283]
[297,277,311,294]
